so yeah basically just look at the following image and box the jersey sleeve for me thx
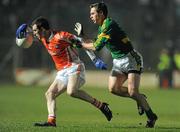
[93,24,111,51]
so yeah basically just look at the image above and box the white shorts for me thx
[111,50,143,76]
[55,63,86,87]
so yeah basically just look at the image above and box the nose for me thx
[90,15,93,20]
[32,30,36,34]
[33,30,38,35]
[33,32,36,37]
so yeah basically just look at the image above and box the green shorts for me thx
[111,50,143,76]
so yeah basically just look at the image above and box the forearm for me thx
[74,23,96,50]
[82,42,96,50]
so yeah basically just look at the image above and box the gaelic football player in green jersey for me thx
[75,2,157,128]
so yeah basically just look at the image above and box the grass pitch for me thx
[0,84,180,132]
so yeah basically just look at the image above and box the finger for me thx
[75,24,78,28]
[77,23,81,27]
[75,22,81,27]
[75,24,80,29]
[76,23,82,28]
[76,22,81,26]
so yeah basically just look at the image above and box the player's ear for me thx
[99,11,104,17]
[98,10,102,14]
[41,27,47,32]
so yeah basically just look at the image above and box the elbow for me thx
[82,43,96,51]
[92,46,96,51]
[95,47,101,51]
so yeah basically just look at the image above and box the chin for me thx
[37,36,41,40]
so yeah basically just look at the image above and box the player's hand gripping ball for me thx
[16,24,33,48]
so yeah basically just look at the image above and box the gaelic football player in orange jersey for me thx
[16,17,112,127]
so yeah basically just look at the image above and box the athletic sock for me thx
[48,115,56,124]
[91,98,103,109]
[145,108,155,119]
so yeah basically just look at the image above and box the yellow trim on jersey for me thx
[98,33,110,40]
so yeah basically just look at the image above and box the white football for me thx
[16,34,33,48]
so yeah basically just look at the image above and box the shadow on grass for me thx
[157,126,180,130]
[106,126,180,130]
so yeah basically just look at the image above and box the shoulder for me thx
[101,17,117,32]
[54,31,72,40]
[101,18,111,29]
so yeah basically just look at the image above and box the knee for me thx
[128,90,138,99]
[108,86,116,94]
[67,89,77,97]
[45,90,55,100]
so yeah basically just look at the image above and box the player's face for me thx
[32,24,43,39]
[90,7,104,25]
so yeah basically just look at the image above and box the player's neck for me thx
[44,30,53,42]
[99,17,106,26]
[48,31,54,41]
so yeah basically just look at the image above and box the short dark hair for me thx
[32,16,50,30]
[90,2,108,17]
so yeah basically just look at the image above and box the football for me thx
[16,33,33,48]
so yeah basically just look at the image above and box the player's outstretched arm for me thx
[74,22,96,50]
[74,22,107,69]
[16,24,28,38]
[16,23,33,48]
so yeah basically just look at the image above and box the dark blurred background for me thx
[0,0,180,83]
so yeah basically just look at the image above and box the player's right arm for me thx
[16,24,28,38]
[74,22,95,50]
[16,24,33,48]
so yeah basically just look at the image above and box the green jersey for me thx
[93,17,133,59]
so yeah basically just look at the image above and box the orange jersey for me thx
[41,31,81,70]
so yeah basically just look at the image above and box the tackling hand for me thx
[93,58,107,70]
[74,22,84,36]
[16,24,28,38]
